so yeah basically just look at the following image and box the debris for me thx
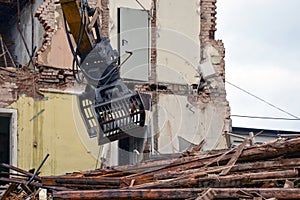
[219,138,248,175]
[2,138,300,199]
[0,35,16,68]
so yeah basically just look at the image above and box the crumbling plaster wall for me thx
[8,93,99,175]
[105,0,230,155]
[152,0,229,152]
[0,0,231,169]
[7,0,73,68]
[0,0,100,173]
[34,0,73,69]
[0,65,101,175]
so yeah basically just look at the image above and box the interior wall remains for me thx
[0,0,231,170]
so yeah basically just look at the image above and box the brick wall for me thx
[200,0,231,145]
[0,64,75,108]
[200,0,225,78]
[34,0,58,58]
[100,0,109,37]
[0,66,41,107]
[150,0,157,83]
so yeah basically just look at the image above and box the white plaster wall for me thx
[157,94,227,153]
[106,0,151,166]
[156,0,200,85]
[108,0,151,49]
[109,0,201,84]
[102,1,227,163]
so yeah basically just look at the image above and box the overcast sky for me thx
[216,0,300,131]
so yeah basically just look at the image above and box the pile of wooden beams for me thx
[2,137,300,199]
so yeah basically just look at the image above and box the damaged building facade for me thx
[0,0,231,175]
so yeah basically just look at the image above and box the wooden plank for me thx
[3,41,16,68]
[0,177,42,187]
[87,7,100,31]
[232,158,300,172]
[0,163,41,181]
[53,188,300,200]
[203,147,236,168]
[239,138,300,162]
[20,183,33,195]
[121,138,300,185]
[0,35,7,67]
[42,177,121,187]
[195,188,215,200]
[53,188,205,199]
[219,138,248,175]
[133,169,298,189]
[197,169,298,188]
[0,183,18,200]
[213,188,300,199]
[153,165,230,180]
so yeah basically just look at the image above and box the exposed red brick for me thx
[34,0,57,59]
[0,64,75,107]
[200,0,231,142]
[100,0,109,37]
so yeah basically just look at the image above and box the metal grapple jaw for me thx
[78,83,146,145]
[95,91,146,145]
[78,38,147,145]
[94,80,146,145]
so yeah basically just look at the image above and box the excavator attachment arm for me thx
[60,0,94,57]
[60,0,146,144]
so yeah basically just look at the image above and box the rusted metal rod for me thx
[26,153,49,185]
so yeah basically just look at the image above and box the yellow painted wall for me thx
[9,93,100,176]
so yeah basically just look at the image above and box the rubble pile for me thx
[2,137,300,199]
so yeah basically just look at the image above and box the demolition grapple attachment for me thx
[94,88,146,145]
[61,0,147,145]
[79,39,146,145]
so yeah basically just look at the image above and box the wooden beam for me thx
[53,188,300,200]
[213,188,300,199]
[0,183,18,200]
[53,188,205,199]
[0,35,7,67]
[42,177,121,187]
[1,163,41,181]
[195,188,215,200]
[133,169,298,189]
[153,157,300,181]
[220,138,248,175]
[120,138,300,186]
